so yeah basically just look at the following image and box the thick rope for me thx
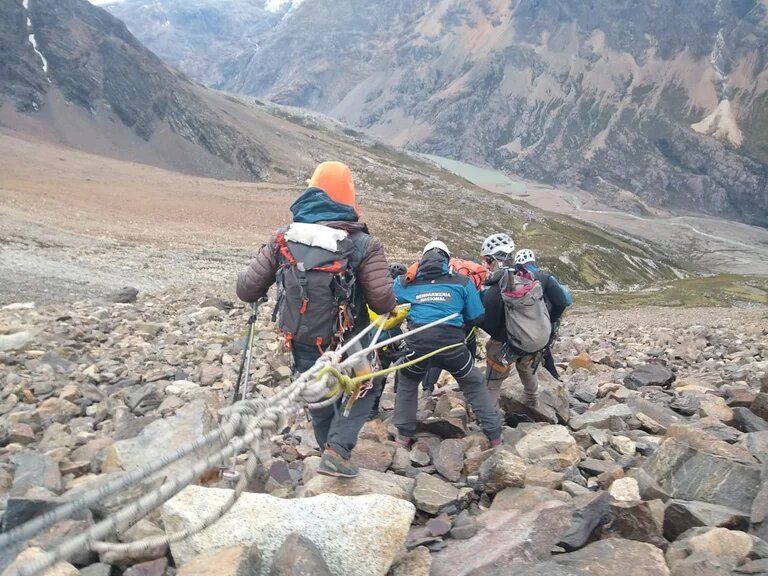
[4,312,461,576]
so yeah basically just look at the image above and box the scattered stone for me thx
[35,398,81,425]
[10,452,63,494]
[1,547,80,576]
[607,499,666,546]
[426,513,452,537]
[515,425,581,471]
[449,510,477,540]
[698,396,734,423]
[163,485,414,576]
[433,439,465,481]
[123,558,167,576]
[558,491,611,551]
[624,364,676,390]
[569,353,597,372]
[570,404,633,430]
[609,477,641,502]
[478,450,526,494]
[663,500,751,541]
[413,472,459,515]
[0,331,34,352]
[176,543,261,576]
[109,286,139,304]
[389,546,431,576]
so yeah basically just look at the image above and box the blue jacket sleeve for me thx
[462,281,485,325]
[544,275,572,322]
[393,276,408,305]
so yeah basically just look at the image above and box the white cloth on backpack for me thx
[285,222,348,251]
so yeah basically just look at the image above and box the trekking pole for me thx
[223,298,265,482]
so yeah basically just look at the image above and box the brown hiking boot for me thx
[317,448,359,479]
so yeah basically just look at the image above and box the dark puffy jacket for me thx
[236,188,396,318]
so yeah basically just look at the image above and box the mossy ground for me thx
[574,275,768,309]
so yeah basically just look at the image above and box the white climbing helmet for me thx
[481,233,515,261]
[514,248,536,265]
[422,240,451,258]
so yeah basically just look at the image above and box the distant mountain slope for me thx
[0,0,268,180]
[108,0,768,227]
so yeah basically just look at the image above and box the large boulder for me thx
[558,491,612,551]
[555,538,671,576]
[270,533,331,576]
[103,398,218,473]
[514,425,581,471]
[642,437,761,513]
[665,527,768,576]
[162,485,414,576]
[663,500,751,541]
[430,501,572,575]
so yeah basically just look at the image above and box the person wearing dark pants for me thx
[394,344,501,441]
[293,341,380,459]
[392,241,502,446]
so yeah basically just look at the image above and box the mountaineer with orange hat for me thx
[236,161,395,478]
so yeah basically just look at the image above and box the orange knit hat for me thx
[309,161,360,214]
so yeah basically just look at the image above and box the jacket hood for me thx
[416,250,449,280]
[291,187,360,224]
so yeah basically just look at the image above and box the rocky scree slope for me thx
[114,0,768,226]
[0,0,268,180]
[1,292,768,574]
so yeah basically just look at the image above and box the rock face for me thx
[111,0,768,226]
[162,485,414,576]
[0,0,268,181]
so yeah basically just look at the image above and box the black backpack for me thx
[274,223,367,349]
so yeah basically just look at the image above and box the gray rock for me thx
[570,404,634,430]
[109,287,139,303]
[515,425,581,471]
[412,472,459,515]
[478,450,526,494]
[666,527,768,576]
[162,485,414,576]
[80,564,113,576]
[558,491,611,551]
[555,538,670,576]
[125,383,162,415]
[449,510,477,540]
[176,544,261,576]
[493,563,590,576]
[490,485,571,512]
[663,500,751,541]
[433,439,464,482]
[732,407,768,433]
[2,494,93,533]
[606,499,666,546]
[642,437,761,513]
[270,533,331,576]
[0,331,34,352]
[302,462,413,501]
[106,398,218,473]
[430,501,572,575]
[10,452,63,494]
[624,364,676,390]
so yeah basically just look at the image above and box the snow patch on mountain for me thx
[264,0,305,17]
[22,0,49,77]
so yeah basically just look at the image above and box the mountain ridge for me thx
[106,0,768,227]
